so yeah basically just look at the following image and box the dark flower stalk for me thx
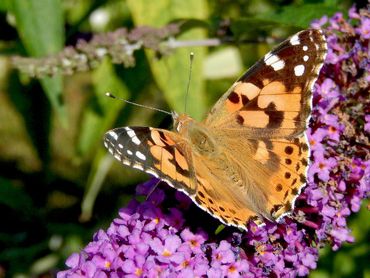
[58,7,369,277]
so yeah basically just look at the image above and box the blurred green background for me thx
[0,0,368,277]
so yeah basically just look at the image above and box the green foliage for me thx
[77,58,129,156]
[127,0,209,120]
[0,178,33,212]
[12,0,66,123]
[0,0,11,11]
[255,3,343,29]
[0,0,364,276]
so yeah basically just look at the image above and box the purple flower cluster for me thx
[58,7,369,278]
[58,181,249,277]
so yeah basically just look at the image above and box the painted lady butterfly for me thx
[104,29,327,231]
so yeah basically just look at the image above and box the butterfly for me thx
[104,29,327,231]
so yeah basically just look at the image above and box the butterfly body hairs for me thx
[104,29,327,231]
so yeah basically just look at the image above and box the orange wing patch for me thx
[146,129,197,194]
[225,81,261,113]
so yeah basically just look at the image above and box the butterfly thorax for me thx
[174,113,217,156]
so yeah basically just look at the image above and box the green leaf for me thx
[126,0,209,120]
[80,152,113,222]
[232,3,340,41]
[256,4,340,29]
[204,47,243,79]
[231,18,279,41]
[0,0,11,11]
[12,0,66,124]
[77,58,129,156]
[0,178,33,212]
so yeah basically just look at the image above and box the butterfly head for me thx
[173,112,194,133]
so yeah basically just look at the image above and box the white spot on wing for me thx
[133,163,144,170]
[294,65,305,76]
[263,51,272,61]
[264,54,285,71]
[264,54,279,65]
[290,34,300,45]
[122,160,130,166]
[125,129,141,145]
[136,151,146,161]
[118,144,123,149]
[271,60,285,71]
[107,131,118,140]
[127,150,133,155]
[146,169,159,178]
[303,55,309,61]
[126,130,136,138]
[131,137,141,145]
[303,45,308,51]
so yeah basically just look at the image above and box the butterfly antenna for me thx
[105,93,172,116]
[184,52,194,113]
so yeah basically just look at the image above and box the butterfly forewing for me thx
[205,29,327,139]
[104,127,197,195]
[104,29,327,231]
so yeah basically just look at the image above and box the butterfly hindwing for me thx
[208,130,309,223]
[242,137,310,220]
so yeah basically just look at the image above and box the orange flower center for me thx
[256,245,266,255]
[229,265,237,273]
[190,240,198,247]
[135,268,143,276]
[182,260,190,267]
[162,249,172,257]
[329,126,337,133]
[319,162,326,169]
